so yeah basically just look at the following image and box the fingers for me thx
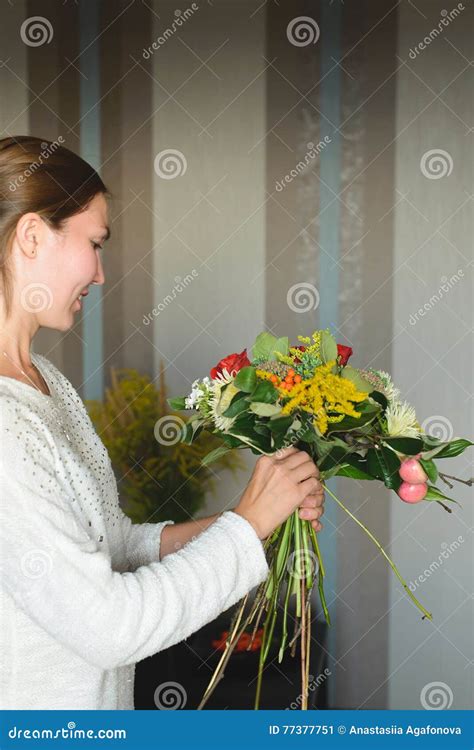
[290,460,320,485]
[299,492,324,509]
[273,445,300,460]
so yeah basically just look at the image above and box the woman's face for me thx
[14,192,109,332]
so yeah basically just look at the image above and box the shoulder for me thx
[32,352,75,393]
[0,366,58,470]
[32,352,86,409]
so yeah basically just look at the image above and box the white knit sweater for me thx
[0,353,269,710]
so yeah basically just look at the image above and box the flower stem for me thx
[322,483,432,621]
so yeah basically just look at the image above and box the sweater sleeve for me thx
[120,512,175,569]
[0,408,269,672]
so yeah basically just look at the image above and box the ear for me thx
[15,213,44,258]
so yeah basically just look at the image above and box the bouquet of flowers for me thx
[168,329,472,709]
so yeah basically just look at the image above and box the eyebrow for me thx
[100,226,111,241]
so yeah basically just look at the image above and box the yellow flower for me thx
[255,369,275,382]
[278,360,368,435]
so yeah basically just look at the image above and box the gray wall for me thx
[389,0,473,710]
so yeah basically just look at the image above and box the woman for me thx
[0,136,324,710]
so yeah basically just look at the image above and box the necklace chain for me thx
[2,350,72,442]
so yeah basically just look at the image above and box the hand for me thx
[234,446,324,540]
[298,483,325,532]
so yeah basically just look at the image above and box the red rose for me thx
[337,344,353,367]
[210,349,251,380]
[292,345,306,364]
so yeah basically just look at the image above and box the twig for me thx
[323,484,433,621]
[439,472,474,488]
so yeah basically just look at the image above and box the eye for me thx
[91,241,103,251]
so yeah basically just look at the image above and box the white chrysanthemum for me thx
[212,368,235,385]
[386,400,420,437]
[373,369,401,403]
[209,376,237,432]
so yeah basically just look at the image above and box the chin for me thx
[39,311,77,332]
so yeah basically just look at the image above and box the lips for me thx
[76,288,89,302]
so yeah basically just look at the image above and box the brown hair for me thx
[0,135,109,317]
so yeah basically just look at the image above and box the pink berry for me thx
[399,458,428,484]
[398,482,428,503]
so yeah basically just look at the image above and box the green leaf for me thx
[367,447,401,489]
[340,366,374,393]
[326,402,380,433]
[382,437,424,455]
[233,366,257,393]
[232,413,257,432]
[320,330,338,363]
[267,415,294,434]
[335,464,376,480]
[313,434,349,460]
[273,336,290,358]
[230,426,271,452]
[425,485,460,505]
[419,457,438,483]
[218,383,241,414]
[251,332,287,361]
[318,446,351,472]
[370,390,389,411]
[201,445,233,467]
[182,420,202,444]
[221,392,249,418]
[254,421,271,436]
[249,402,282,417]
[429,438,473,459]
[421,435,444,450]
[251,380,279,403]
[167,396,187,411]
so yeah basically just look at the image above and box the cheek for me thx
[64,247,97,285]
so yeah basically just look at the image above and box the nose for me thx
[92,249,106,285]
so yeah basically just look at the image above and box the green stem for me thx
[323,483,432,621]
[293,511,302,617]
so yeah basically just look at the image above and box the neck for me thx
[0,306,38,371]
